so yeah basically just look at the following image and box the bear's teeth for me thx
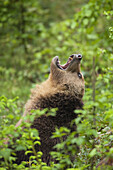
[70,57,73,60]
[68,59,72,64]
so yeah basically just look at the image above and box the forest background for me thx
[0,0,113,169]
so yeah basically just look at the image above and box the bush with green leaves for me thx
[0,96,53,169]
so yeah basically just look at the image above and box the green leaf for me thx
[83,18,89,25]
[25,150,33,155]
[85,10,92,17]
[89,148,96,157]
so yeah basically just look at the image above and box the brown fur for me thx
[15,55,85,164]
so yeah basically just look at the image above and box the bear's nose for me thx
[77,54,82,60]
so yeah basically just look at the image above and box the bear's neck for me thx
[35,93,83,127]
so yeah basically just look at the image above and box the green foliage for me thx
[0,0,113,169]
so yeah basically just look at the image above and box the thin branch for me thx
[92,56,96,126]
[90,56,96,170]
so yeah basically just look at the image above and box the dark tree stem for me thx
[92,56,96,126]
[90,56,96,170]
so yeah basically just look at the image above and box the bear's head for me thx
[50,54,85,99]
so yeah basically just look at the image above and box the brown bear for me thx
[15,54,85,165]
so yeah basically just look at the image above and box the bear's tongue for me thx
[61,62,69,69]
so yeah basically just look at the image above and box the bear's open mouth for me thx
[56,54,82,70]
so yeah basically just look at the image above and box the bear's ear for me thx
[50,56,64,83]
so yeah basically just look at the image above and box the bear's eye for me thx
[78,73,82,79]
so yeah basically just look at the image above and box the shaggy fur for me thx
[15,55,85,164]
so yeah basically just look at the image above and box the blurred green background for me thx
[0,0,88,103]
